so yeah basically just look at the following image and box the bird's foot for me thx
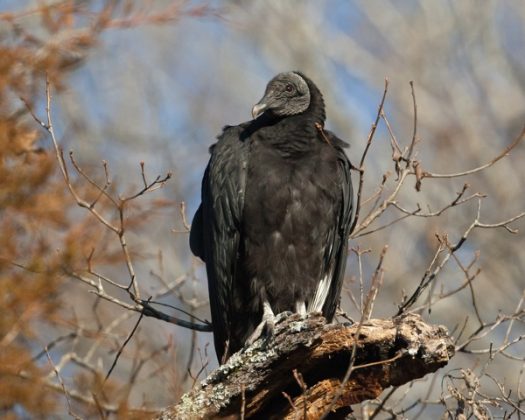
[275,311,293,324]
[335,309,355,326]
[246,301,276,347]
[246,318,274,347]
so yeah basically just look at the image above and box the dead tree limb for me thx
[157,313,454,419]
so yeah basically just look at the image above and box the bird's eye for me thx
[285,84,294,92]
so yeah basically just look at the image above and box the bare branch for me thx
[406,81,418,160]
[421,125,525,179]
[157,313,454,419]
[69,151,117,207]
[349,78,389,234]
[103,308,146,385]
[43,346,82,420]
[397,197,525,315]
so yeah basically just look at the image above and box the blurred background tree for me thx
[0,0,524,418]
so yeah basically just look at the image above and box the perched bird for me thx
[190,71,353,363]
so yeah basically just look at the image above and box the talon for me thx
[275,311,293,323]
[246,301,276,346]
[264,316,275,339]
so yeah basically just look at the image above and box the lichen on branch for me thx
[158,312,454,419]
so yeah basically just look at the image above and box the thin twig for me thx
[406,81,418,160]
[321,246,388,418]
[421,125,525,179]
[349,78,389,234]
[240,384,246,420]
[369,386,399,420]
[103,306,146,385]
[44,346,82,420]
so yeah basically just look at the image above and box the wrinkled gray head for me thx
[252,72,311,119]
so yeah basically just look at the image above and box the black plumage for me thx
[190,72,353,362]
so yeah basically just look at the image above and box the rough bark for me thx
[157,313,454,419]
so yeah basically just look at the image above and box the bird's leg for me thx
[296,300,307,318]
[246,301,276,346]
[275,310,294,323]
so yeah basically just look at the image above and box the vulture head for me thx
[252,71,312,119]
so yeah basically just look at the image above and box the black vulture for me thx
[190,72,353,363]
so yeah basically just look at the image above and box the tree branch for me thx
[157,313,454,419]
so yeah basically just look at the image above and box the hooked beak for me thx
[251,102,267,119]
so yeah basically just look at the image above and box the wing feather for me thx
[189,126,248,362]
[317,131,354,319]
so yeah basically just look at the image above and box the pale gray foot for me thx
[275,310,293,323]
[296,300,307,318]
[246,301,276,346]
[336,309,355,326]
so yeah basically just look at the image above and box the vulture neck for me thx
[258,77,326,157]
[300,73,326,125]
